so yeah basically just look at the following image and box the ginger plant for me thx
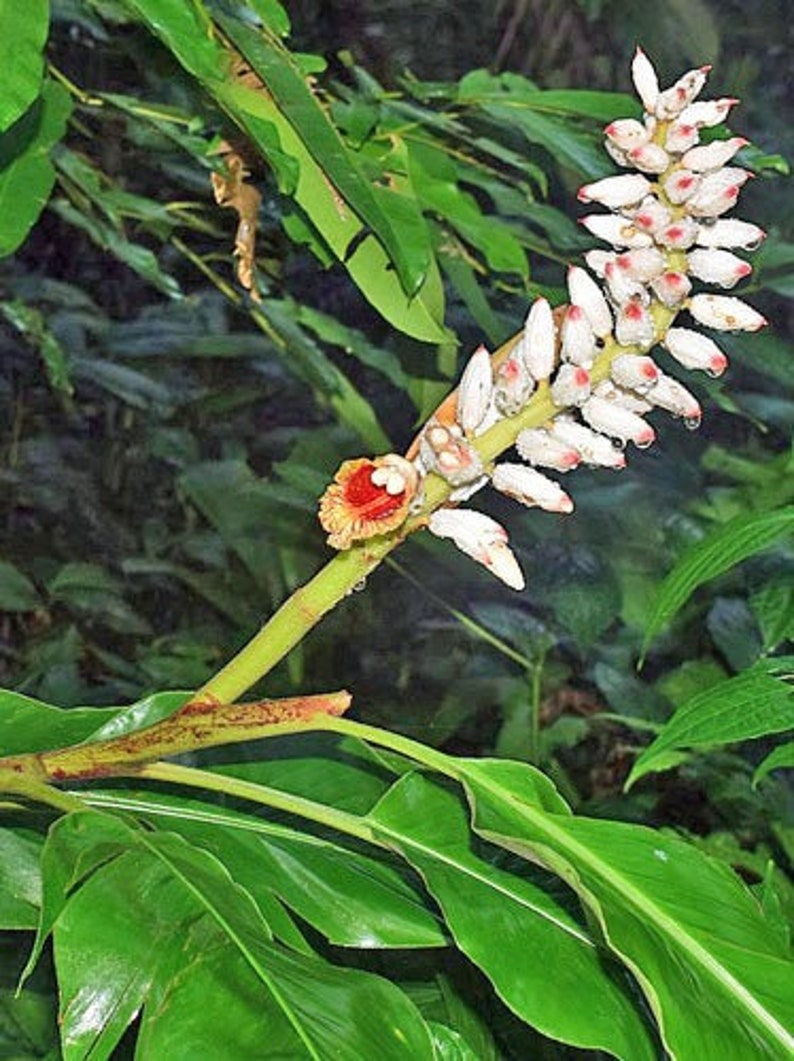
[1,34,791,1061]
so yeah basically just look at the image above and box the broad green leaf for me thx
[754,742,794,788]
[0,80,72,258]
[627,667,794,786]
[0,560,41,612]
[217,13,430,299]
[0,828,42,929]
[0,0,49,133]
[49,811,436,1060]
[642,507,794,654]
[126,0,447,342]
[0,689,118,756]
[0,687,185,757]
[457,762,794,1060]
[367,772,656,1059]
[427,1022,481,1060]
[162,811,446,949]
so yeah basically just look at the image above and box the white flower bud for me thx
[615,248,666,283]
[561,305,597,366]
[577,174,652,209]
[448,474,489,504]
[664,327,728,376]
[687,186,740,219]
[698,167,752,196]
[656,218,699,249]
[604,260,648,305]
[679,98,739,128]
[581,395,655,447]
[428,509,525,591]
[615,301,655,347]
[665,121,700,153]
[648,374,702,422]
[494,354,535,416]
[580,215,653,248]
[682,137,748,172]
[627,143,671,174]
[584,249,615,277]
[605,118,650,152]
[632,46,660,113]
[695,219,766,250]
[492,463,573,514]
[516,427,581,472]
[688,294,766,332]
[687,169,751,218]
[519,297,557,381]
[457,344,494,435]
[568,266,613,338]
[650,271,692,306]
[605,140,628,167]
[687,248,752,288]
[610,354,659,393]
[631,196,672,235]
[662,169,701,204]
[656,65,711,120]
[550,419,626,469]
[596,380,653,415]
[551,363,592,407]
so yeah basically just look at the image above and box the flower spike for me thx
[317,50,767,593]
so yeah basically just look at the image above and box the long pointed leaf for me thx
[456,761,794,1060]
[367,771,657,1059]
[642,507,794,654]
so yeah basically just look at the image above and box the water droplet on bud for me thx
[684,415,702,431]
[635,436,654,450]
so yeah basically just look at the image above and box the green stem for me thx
[193,541,398,703]
[527,657,545,765]
[136,761,379,846]
[0,771,86,813]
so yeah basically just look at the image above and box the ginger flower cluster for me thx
[318,50,766,591]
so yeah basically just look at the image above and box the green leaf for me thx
[0,687,184,756]
[642,507,794,654]
[0,828,42,929]
[458,763,794,1060]
[0,300,72,395]
[0,79,72,258]
[367,772,656,1059]
[627,667,794,786]
[0,560,41,612]
[754,742,794,788]
[161,810,446,949]
[0,0,49,133]
[126,0,447,341]
[217,13,431,299]
[48,198,182,298]
[48,811,437,1060]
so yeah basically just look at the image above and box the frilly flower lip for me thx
[318,454,419,549]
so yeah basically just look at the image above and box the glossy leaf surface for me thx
[460,764,794,1060]
[0,0,49,132]
[0,80,72,258]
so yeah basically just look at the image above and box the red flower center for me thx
[344,463,405,520]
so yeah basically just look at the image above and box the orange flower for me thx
[318,454,419,550]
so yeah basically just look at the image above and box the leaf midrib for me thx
[469,778,794,1053]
